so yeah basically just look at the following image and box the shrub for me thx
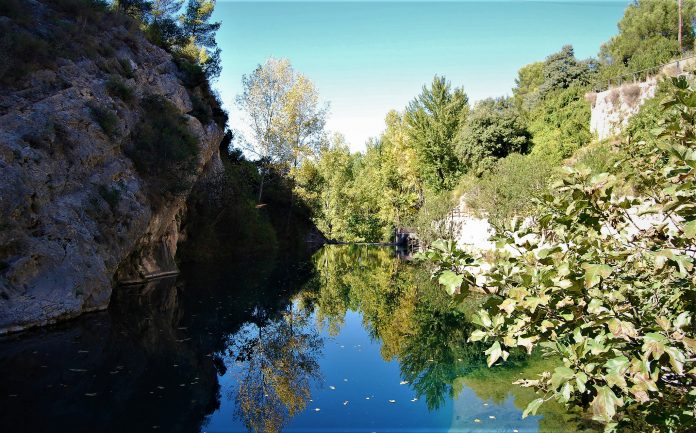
[463,152,554,227]
[173,54,207,88]
[88,103,119,137]
[127,94,199,197]
[424,77,696,433]
[118,58,135,79]
[105,75,134,103]
[0,24,51,85]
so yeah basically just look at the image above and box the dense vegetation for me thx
[283,0,696,245]
[424,76,696,433]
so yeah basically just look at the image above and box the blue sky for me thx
[212,1,629,150]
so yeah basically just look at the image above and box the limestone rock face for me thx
[0,10,223,333]
[589,79,657,141]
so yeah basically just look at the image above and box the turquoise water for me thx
[0,246,596,432]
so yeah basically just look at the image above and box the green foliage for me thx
[105,75,134,103]
[127,94,199,197]
[512,61,544,113]
[539,46,597,96]
[528,86,592,160]
[89,103,119,137]
[462,152,554,227]
[424,77,696,432]
[600,0,695,72]
[456,97,531,176]
[405,75,469,191]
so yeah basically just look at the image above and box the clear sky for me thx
[212,1,629,151]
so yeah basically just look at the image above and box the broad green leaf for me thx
[582,264,612,289]
[522,398,544,418]
[468,330,487,342]
[684,220,696,238]
[664,346,686,374]
[438,270,463,295]
[551,366,574,389]
[485,341,503,367]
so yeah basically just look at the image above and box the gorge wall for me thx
[0,2,224,333]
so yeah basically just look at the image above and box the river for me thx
[0,245,597,433]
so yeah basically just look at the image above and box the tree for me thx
[150,0,182,22]
[281,74,328,170]
[180,0,221,79]
[600,0,696,72]
[113,0,152,17]
[528,86,592,160]
[512,61,544,113]
[236,58,295,202]
[539,45,596,97]
[405,76,469,192]
[456,97,530,176]
[424,77,696,432]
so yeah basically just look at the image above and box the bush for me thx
[173,54,206,88]
[88,103,119,137]
[118,58,134,79]
[105,75,134,103]
[424,77,696,433]
[127,94,199,197]
[0,24,51,86]
[463,152,554,227]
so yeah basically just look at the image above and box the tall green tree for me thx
[456,97,530,176]
[405,76,469,192]
[180,0,221,79]
[600,0,696,72]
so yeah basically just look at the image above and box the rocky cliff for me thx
[0,1,224,333]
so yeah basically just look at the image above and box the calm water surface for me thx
[0,246,596,433]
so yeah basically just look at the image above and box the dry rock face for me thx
[0,5,223,333]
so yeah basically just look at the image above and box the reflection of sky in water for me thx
[204,309,538,433]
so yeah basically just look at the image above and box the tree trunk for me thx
[258,167,265,204]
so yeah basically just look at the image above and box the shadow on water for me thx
[0,245,599,433]
[0,250,316,433]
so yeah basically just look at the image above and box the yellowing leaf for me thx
[591,386,623,423]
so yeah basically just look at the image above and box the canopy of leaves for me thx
[424,77,696,432]
[600,0,696,73]
[405,76,469,192]
[456,97,531,176]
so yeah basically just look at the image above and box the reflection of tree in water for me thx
[226,306,323,433]
[299,245,492,410]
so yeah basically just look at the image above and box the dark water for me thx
[0,246,596,433]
